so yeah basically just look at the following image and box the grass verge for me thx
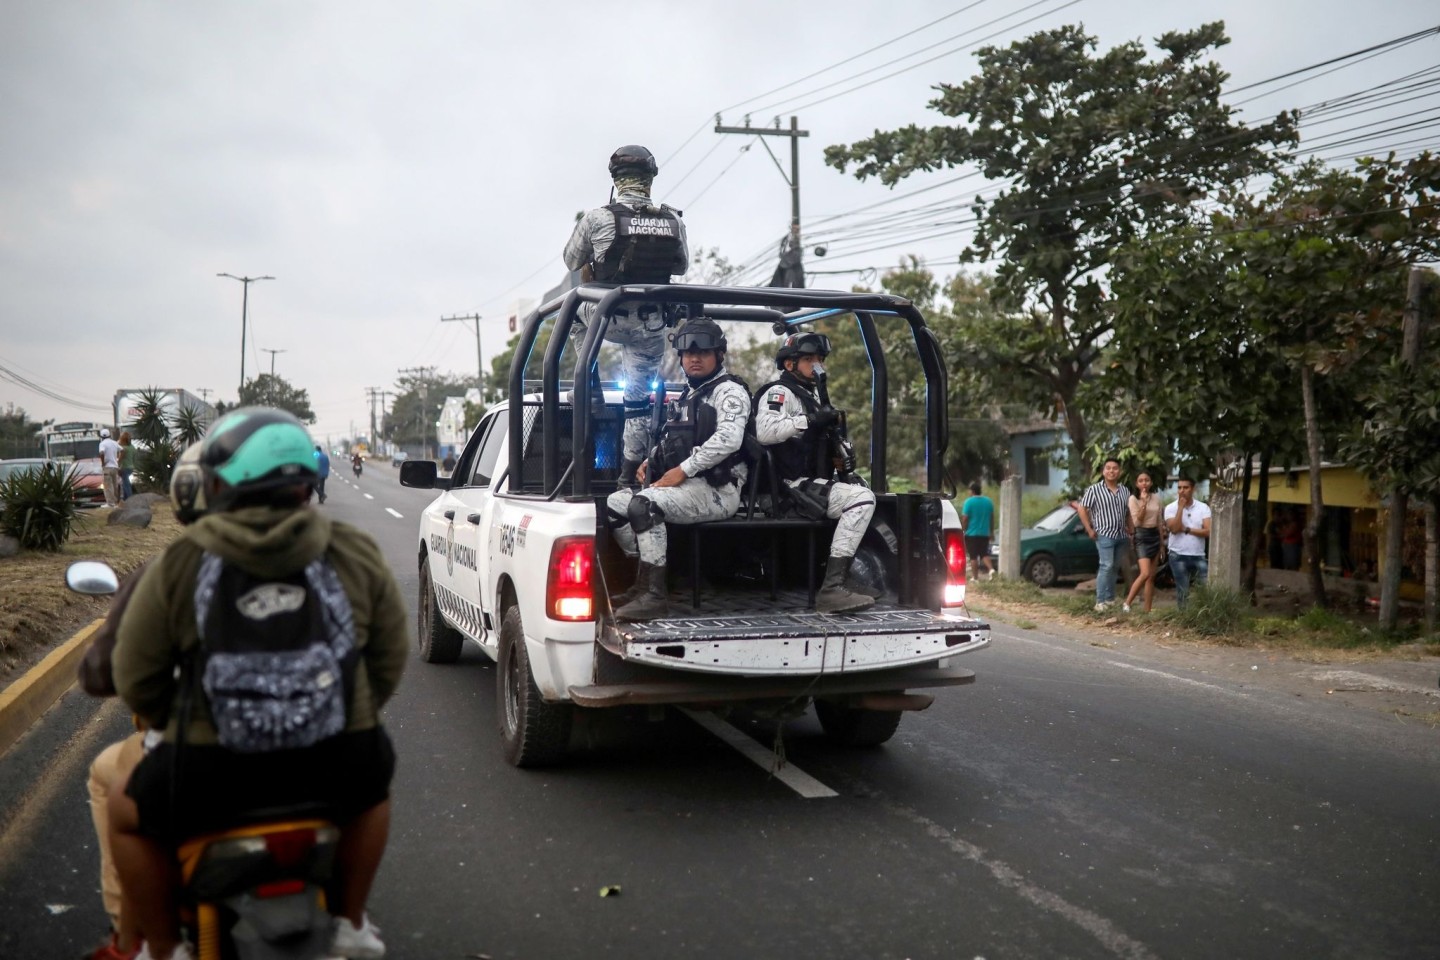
[967,576,1437,656]
[0,504,181,689]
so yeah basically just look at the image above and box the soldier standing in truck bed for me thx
[563,145,690,488]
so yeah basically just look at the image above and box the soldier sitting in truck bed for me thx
[605,317,751,621]
[754,331,876,613]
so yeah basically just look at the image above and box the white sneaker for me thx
[986,569,996,581]
[1122,603,1132,613]
[1094,601,1111,612]
[137,943,195,960]
[330,914,385,959]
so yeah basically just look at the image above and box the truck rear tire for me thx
[497,605,573,767]
[814,700,903,747]
[418,559,464,664]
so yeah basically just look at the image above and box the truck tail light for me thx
[547,536,594,621]
[943,529,966,607]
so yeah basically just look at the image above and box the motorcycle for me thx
[352,458,363,479]
[66,561,342,960]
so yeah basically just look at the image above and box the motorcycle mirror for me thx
[66,561,119,596]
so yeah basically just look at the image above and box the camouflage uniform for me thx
[564,189,690,465]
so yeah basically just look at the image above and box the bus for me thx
[39,422,111,462]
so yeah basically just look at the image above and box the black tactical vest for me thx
[653,372,752,486]
[592,203,684,283]
[756,372,832,483]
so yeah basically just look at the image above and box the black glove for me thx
[810,405,839,429]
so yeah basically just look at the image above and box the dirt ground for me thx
[0,502,181,689]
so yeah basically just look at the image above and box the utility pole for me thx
[196,388,212,403]
[217,273,274,396]
[715,115,809,286]
[441,313,484,400]
[397,367,436,459]
[1379,268,1428,631]
[365,387,383,452]
[261,348,287,405]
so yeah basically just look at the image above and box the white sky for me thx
[2,0,1436,444]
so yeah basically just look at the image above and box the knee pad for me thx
[628,495,666,533]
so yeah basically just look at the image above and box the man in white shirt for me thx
[97,428,122,507]
[1163,477,1211,608]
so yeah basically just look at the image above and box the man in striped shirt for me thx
[1077,458,1134,611]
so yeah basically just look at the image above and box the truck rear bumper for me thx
[568,663,977,708]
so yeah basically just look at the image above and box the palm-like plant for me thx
[125,388,180,492]
[169,404,208,447]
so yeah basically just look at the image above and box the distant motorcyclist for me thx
[605,318,748,621]
[109,407,408,960]
[352,451,364,478]
[754,332,877,613]
[564,144,690,486]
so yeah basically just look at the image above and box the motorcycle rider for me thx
[563,144,690,487]
[606,317,748,621]
[352,451,364,477]
[754,332,877,613]
[108,407,408,960]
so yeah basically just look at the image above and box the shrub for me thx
[1170,584,1249,637]
[0,463,80,551]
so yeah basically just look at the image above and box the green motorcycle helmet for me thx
[200,406,319,510]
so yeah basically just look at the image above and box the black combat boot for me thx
[610,560,653,609]
[618,458,642,489]
[816,554,874,613]
[615,562,670,621]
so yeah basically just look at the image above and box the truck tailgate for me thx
[599,608,989,676]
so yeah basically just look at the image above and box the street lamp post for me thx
[217,273,275,397]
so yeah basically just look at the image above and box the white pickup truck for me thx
[401,283,989,766]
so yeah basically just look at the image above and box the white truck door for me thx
[446,410,509,650]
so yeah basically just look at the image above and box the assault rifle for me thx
[813,363,863,486]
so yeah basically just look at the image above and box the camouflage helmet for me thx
[169,441,208,525]
[199,406,318,510]
[775,331,832,369]
[609,144,658,179]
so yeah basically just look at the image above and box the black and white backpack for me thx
[192,552,358,753]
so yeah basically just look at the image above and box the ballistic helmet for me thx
[609,144,658,179]
[670,317,727,354]
[169,442,208,525]
[775,331,832,369]
[199,406,318,511]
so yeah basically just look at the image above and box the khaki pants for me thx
[102,467,121,506]
[88,732,145,927]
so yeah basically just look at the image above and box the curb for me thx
[0,618,102,757]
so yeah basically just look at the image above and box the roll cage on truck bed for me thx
[400,281,989,766]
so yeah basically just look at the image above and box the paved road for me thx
[2,465,1438,958]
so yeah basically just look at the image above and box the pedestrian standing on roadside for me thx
[97,428,122,508]
[117,432,134,501]
[313,445,331,504]
[1076,457,1133,611]
[960,481,996,581]
[1123,470,1164,613]
[1164,476,1211,608]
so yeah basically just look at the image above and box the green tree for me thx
[0,404,46,459]
[385,372,474,451]
[825,22,1295,482]
[237,374,316,423]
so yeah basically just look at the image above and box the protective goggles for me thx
[671,330,725,351]
[786,332,831,357]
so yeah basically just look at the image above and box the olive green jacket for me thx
[113,506,409,746]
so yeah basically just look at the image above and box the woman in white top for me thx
[1123,471,1164,612]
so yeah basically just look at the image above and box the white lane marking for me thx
[364,493,374,500]
[1110,661,1235,694]
[885,801,1159,960]
[678,708,838,799]
[385,508,404,519]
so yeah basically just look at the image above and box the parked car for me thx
[993,503,1094,587]
[0,457,54,483]
[993,502,1175,589]
[67,458,108,508]
[391,451,409,467]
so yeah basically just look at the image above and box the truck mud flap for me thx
[568,664,977,709]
